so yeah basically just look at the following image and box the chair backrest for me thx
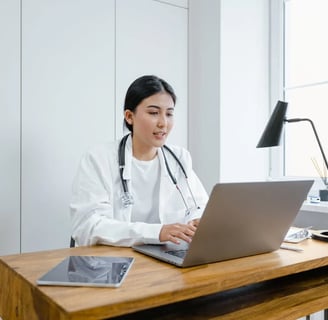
[70,237,75,248]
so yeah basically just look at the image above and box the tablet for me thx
[37,256,134,288]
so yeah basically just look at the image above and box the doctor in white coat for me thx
[70,75,208,247]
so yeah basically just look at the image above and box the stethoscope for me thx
[118,134,200,215]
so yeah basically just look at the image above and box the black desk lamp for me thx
[256,100,328,170]
[256,100,328,198]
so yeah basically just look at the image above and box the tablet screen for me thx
[37,256,134,287]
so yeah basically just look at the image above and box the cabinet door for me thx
[115,0,188,147]
[21,0,115,252]
[0,0,21,255]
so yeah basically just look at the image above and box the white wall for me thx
[115,0,188,147]
[189,0,270,192]
[188,0,221,193]
[220,0,269,183]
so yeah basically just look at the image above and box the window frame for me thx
[270,0,328,196]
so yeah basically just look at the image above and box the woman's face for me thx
[124,92,175,159]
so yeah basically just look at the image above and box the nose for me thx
[157,114,167,128]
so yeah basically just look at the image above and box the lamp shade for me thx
[256,100,288,148]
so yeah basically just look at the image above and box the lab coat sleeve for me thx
[70,145,162,247]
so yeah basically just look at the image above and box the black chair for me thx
[70,237,75,248]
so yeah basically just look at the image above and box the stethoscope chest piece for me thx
[121,191,134,208]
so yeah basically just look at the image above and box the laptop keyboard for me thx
[165,249,187,259]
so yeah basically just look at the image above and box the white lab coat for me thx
[70,135,209,247]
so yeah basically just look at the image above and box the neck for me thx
[133,148,158,161]
[131,140,157,161]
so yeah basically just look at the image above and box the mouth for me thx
[153,132,166,138]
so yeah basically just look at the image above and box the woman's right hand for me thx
[159,223,197,244]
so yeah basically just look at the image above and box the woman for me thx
[70,75,208,247]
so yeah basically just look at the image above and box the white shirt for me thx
[130,156,160,223]
[70,135,209,247]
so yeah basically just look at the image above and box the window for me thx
[283,0,328,182]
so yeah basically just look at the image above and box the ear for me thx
[124,110,134,125]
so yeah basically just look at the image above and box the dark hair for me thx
[123,75,177,132]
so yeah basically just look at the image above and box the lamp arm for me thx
[285,118,328,177]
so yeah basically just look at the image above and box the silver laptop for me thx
[133,180,313,267]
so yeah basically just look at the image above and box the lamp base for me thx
[319,189,328,201]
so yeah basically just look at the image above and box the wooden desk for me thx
[0,239,328,320]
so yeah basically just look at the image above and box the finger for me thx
[188,219,200,228]
[184,226,196,237]
[173,230,194,243]
[175,223,195,233]
[187,222,197,230]
[192,219,200,227]
[169,234,181,244]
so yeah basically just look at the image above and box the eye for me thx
[149,111,159,115]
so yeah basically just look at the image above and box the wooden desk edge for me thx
[1,240,328,319]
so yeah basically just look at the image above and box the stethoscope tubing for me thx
[118,134,130,193]
[118,134,199,211]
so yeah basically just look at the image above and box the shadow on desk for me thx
[111,266,328,320]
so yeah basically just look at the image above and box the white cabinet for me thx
[0,0,21,255]
[0,0,188,254]
[21,0,115,252]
